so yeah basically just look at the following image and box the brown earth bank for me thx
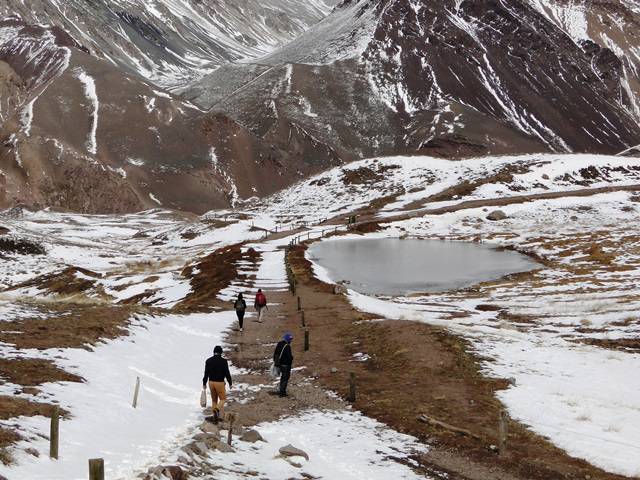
[249,244,629,480]
[177,244,260,312]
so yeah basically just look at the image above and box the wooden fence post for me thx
[348,373,356,402]
[300,310,305,327]
[50,405,59,459]
[89,458,105,480]
[499,410,508,455]
[297,296,301,311]
[304,330,309,351]
[132,376,141,408]
[227,413,237,446]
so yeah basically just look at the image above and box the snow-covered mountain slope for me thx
[0,0,337,90]
[0,18,342,214]
[528,0,640,122]
[187,0,640,159]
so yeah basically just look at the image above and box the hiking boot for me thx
[278,392,288,398]
[240,328,243,332]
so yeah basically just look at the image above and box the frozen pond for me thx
[308,238,539,296]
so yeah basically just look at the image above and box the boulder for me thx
[200,421,220,436]
[240,429,265,443]
[194,432,220,448]
[486,210,508,221]
[160,466,186,480]
[188,441,208,456]
[330,367,338,374]
[279,444,310,461]
[146,465,186,480]
[333,284,348,295]
[211,440,235,453]
[282,457,303,468]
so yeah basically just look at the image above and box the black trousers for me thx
[279,365,291,395]
[236,310,245,328]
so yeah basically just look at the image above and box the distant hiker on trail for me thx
[254,288,268,322]
[273,333,294,397]
[234,292,247,332]
[202,345,232,423]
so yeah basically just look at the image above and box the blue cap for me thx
[283,332,293,342]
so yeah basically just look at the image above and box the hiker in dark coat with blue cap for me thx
[273,333,294,397]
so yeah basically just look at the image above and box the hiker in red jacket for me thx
[254,288,267,322]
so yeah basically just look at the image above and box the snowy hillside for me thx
[0,0,337,89]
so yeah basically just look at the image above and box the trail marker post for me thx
[132,376,141,409]
[304,330,309,351]
[297,296,301,311]
[227,413,237,446]
[499,410,508,455]
[348,373,356,403]
[50,405,59,459]
[89,458,105,480]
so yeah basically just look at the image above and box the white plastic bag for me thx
[270,363,281,379]
[200,387,207,408]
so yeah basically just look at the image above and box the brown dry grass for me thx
[0,304,133,350]
[176,244,260,311]
[0,396,64,421]
[0,428,19,465]
[0,358,83,387]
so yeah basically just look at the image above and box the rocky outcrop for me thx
[486,210,508,221]
[279,444,310,461]
[239,429,265,443]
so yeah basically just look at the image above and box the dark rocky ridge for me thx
[188,0,640,159]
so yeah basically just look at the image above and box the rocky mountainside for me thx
[186,0,640,160]
[1,0,639,213]
[0,0,336,89]
[0,2,339,213]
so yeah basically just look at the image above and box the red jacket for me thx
[255,292,267,307]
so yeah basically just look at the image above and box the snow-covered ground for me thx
[0,312,236,479]
[202,410,428,480]
[0,205,426,479]
[2,152,640,478]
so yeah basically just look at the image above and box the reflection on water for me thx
[308,238,539,296]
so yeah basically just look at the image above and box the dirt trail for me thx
[356,182,640,227]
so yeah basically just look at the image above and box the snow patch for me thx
[74,69,99,155]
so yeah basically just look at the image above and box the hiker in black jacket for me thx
[273,333,294,397]
[234,293,247,332]
[202,345,232,421]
